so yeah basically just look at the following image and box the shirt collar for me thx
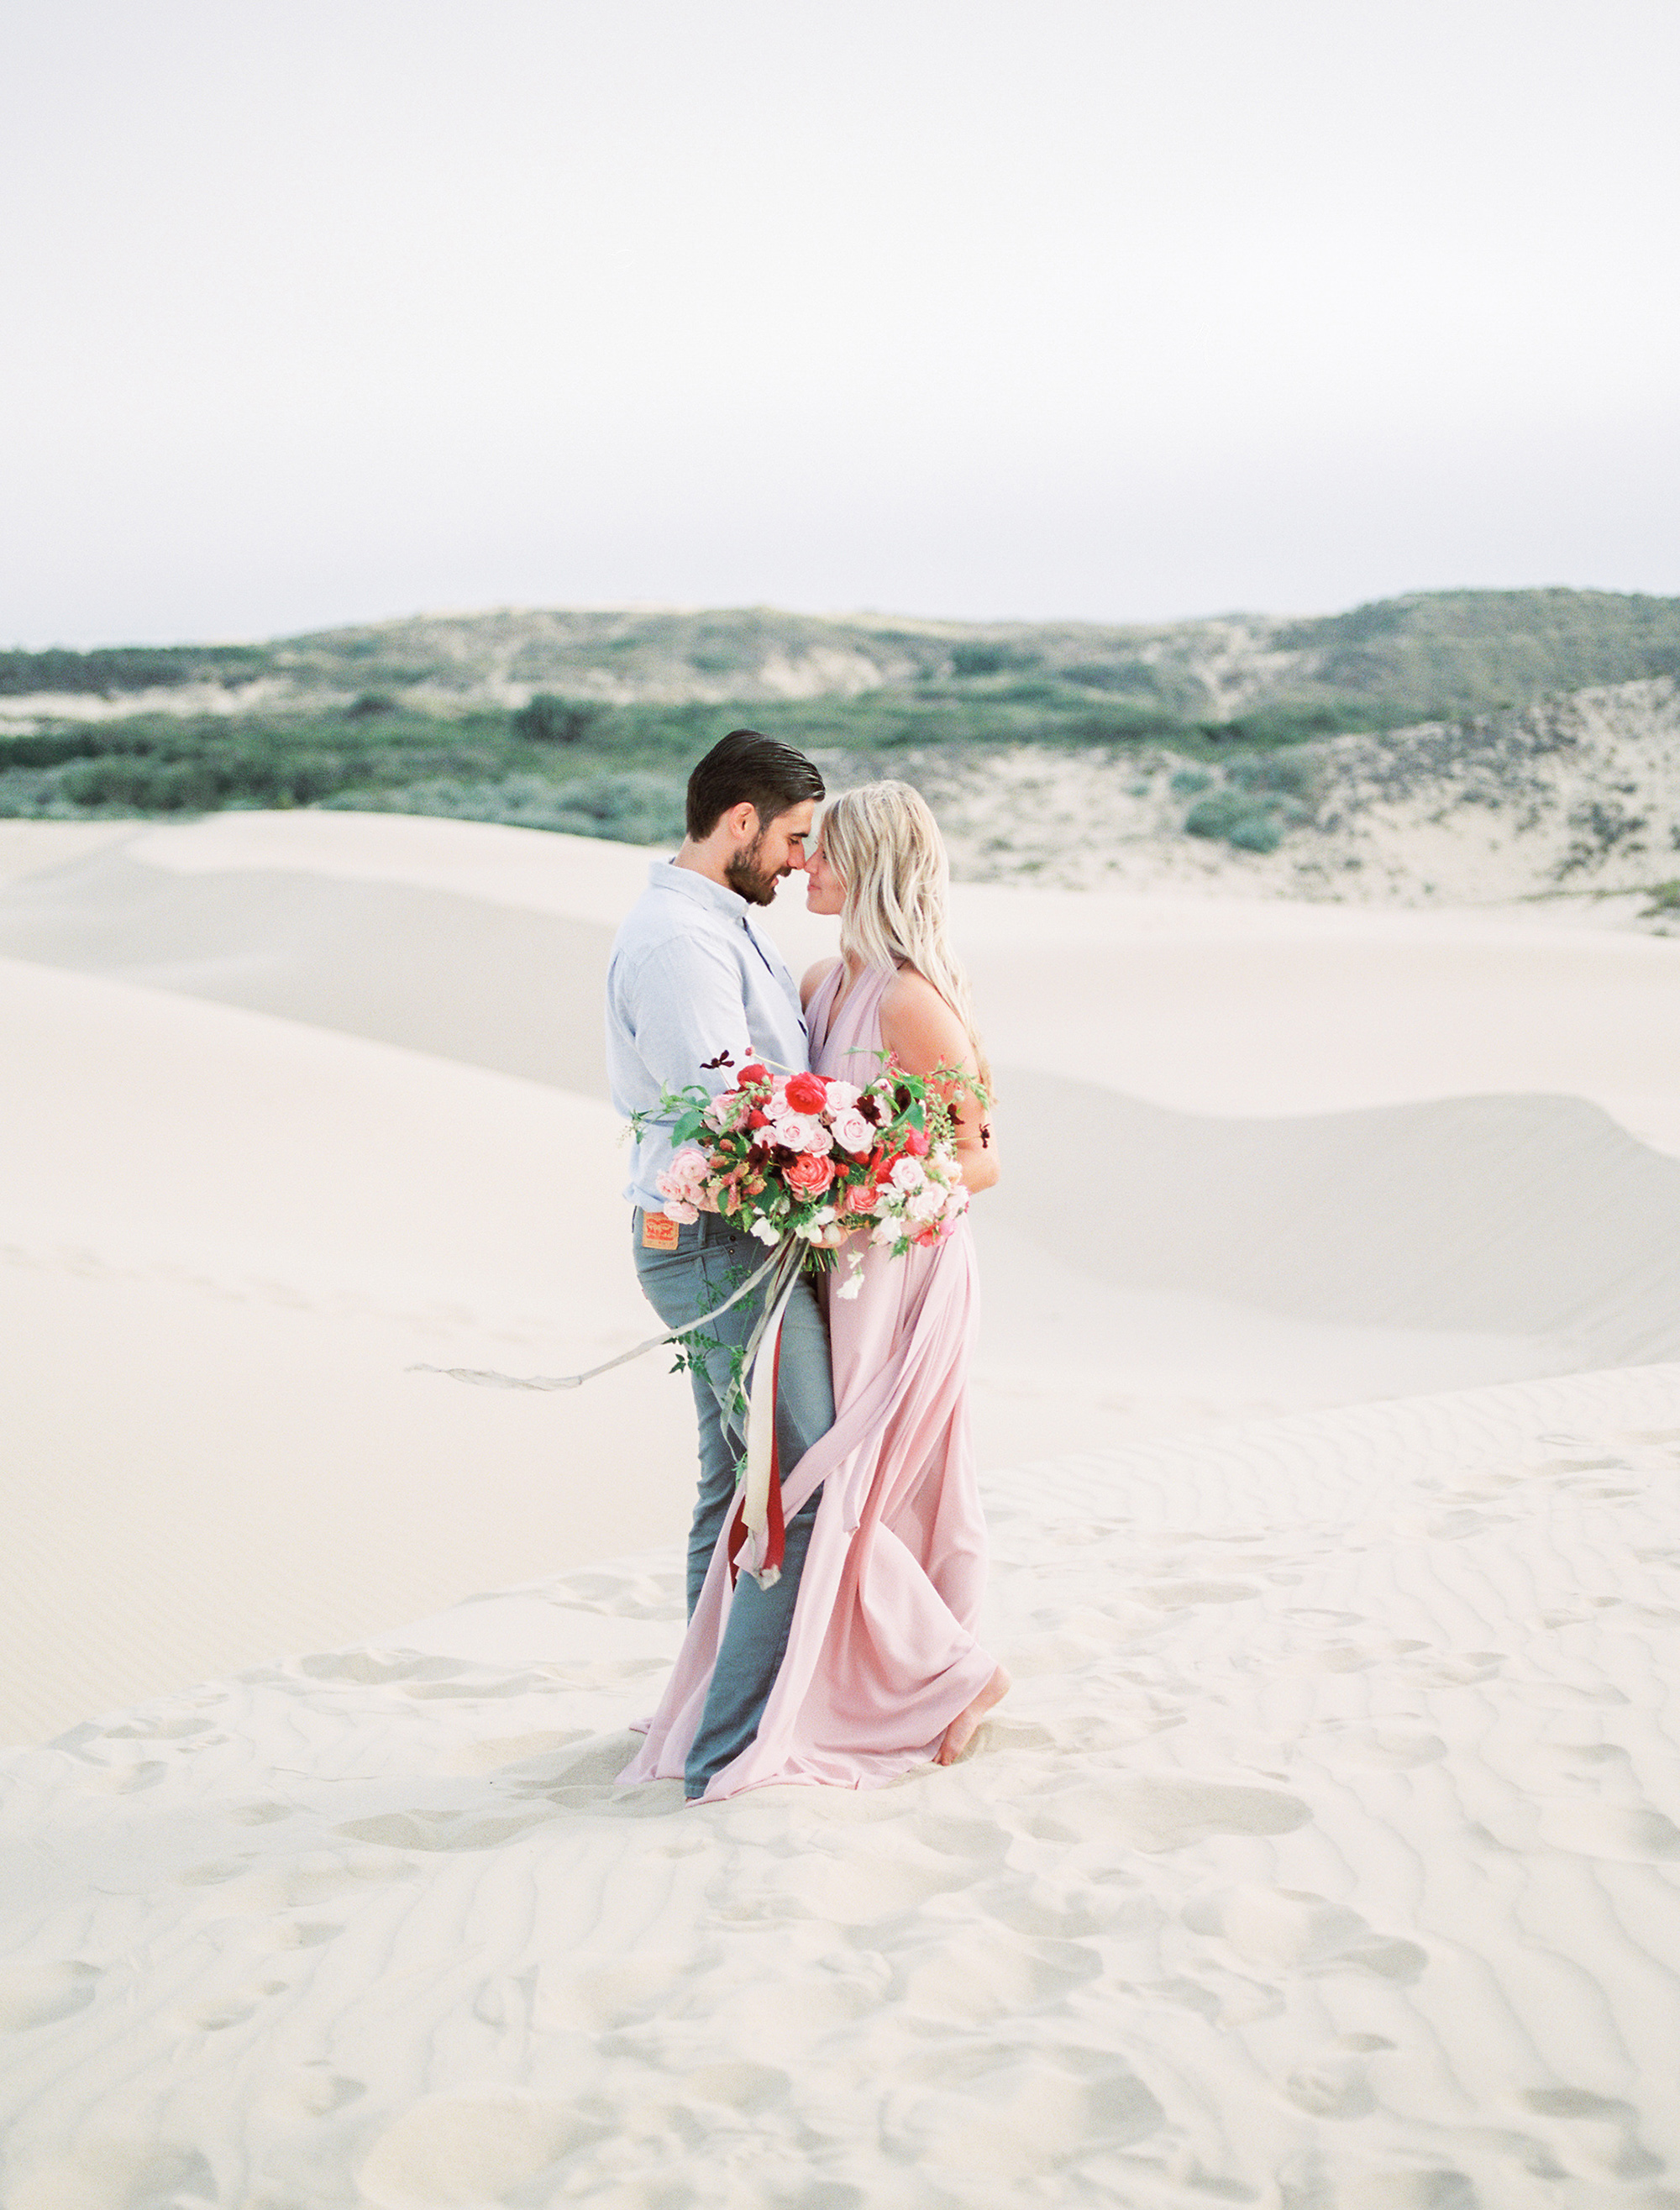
[648,858,750,921]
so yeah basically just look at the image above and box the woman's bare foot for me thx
[936,1666,1011,1766]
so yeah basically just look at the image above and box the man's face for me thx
[725,801,815,906]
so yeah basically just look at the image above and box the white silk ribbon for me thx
[737,1267,801,1588]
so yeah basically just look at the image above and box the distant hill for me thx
[6,589,1680,733]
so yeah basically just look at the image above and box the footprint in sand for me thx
[90,1711,216,1742]
[444,1728,594,1775]
[255,2066,365,2122]
[1133,1580,1260,1609]
[1184,1884,1427,1982]
[1284,2050,1378,2118]
[0,2142,216,2210]
[1520,2088,1665,2180]
[359,2087,600,2210]
[1320,1724,1447,1768]
[227,1799,295,1826]
[295,1650,469,1687]
[1049,1777,1310,1854]
[1537,1802,1680,1861]
[333,1808,555,1851]
[0,1960,99,2030]
[77,1759,170,1795]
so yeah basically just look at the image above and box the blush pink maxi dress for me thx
[619,961,999,1800]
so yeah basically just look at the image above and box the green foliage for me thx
[1184,790,1284,853]
[0,645,270,696]
[2,731,101,767]
[322,769,687,846]
[1063,659,1161,694]
[1269,589,1680,719]
[1643,880,1680,915]
[1224,751,1319,799]
[1200,701,1378,747]
[949,643,1042,678]
[546,771,687,843]
[513,693,601,744]
[6,583,1676,849]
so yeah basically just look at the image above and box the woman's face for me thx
[804,827,845,917]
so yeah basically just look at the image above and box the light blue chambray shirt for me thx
[606,860,811,1211]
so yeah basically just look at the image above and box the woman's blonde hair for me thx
[819,780,990,1087]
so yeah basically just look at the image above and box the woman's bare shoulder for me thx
[879,967,968,1058]
[800,955,841,1011]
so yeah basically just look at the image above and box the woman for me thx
[621,780,1009,1799]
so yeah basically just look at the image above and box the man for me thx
[605,728,837,1800]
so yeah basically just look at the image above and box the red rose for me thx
[747,1109,770,1128]
[737,1063,769,1087]
[785,1152,837,1198]
[785,1070,827,1115]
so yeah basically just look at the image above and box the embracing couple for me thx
[606,730,1010,1803]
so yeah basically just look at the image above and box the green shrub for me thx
[1063,659,1160,694]
[513,694,601,744]
[2,732,101,767]
[1169,767,1213,795]
[949,643,1041,678]
[0,645,270,697]
[1226,751,1319,799]
[1184,790,1283,852]
[548,771,686,843]
[323,769,688,847]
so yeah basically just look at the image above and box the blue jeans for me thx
[633,1211,835,1798]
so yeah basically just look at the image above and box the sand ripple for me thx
[3,1364,1680,2206]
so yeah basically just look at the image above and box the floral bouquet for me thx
[643,1053,978,1298]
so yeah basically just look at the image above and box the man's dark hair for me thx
[686,728,825,842]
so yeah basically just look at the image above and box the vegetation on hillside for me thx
[3,590,1677,855]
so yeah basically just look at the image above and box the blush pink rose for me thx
[771,1113,822,1152]
[829,1108,874,1153]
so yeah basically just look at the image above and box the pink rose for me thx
[905,1126,930,1157]
[785,1152,837,1198]
[829,1108,873,1154]
[771,1113,822,1152]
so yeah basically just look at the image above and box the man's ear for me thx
[726,801,760,843]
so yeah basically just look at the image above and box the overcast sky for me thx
[4,1,1677,644]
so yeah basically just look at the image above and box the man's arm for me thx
[622,931,757,1101]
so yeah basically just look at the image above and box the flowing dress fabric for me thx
[619,962,997,1798]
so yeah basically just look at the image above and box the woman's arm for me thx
[801,955,840,1011]
[879,969,1000,1194]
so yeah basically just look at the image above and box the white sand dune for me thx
[3,1365,1677,2207]
[6,811,1680,1147]
[2,955,697,1744]
[5,809,1680,2201]
[5,816,1678,1741]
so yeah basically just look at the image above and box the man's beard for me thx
[724,832,785,907]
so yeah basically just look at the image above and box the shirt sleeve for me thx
[622,929,756,1103]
